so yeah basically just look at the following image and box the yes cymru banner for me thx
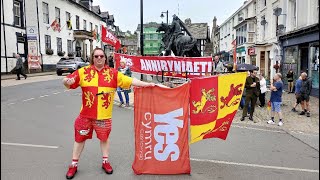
[132,84,191,174]
[101,26,121,50]
[114,53,213,78]
[189,72,247,144]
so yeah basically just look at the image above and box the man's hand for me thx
[251,82,256,87]
[63,77,75,88]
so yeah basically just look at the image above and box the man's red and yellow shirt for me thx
[66,65,133,120]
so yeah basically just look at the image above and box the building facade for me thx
[211,17,220,55]
[1,0,119,73]
[136,22,162,56]
[1,0,27,73]
[278,0,319,94]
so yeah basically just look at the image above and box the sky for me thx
[93,0,245,33]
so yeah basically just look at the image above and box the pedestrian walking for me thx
[240,70,260,121]
[291,75,303,112]
[267,73,284,126]
[63,48,155,179]
[286,69,294,93]
[258,73,267,107]
[117,58,132,107]
[299,72,312,117]
[15,54,27,80]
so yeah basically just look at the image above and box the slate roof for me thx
[91,5,101,14]
[185,23,209,40]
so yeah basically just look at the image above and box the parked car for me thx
[56,57,89,76]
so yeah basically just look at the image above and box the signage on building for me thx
[248,48,255,55]
[236,47,245,53]
[27,26,38,39]
[27,40,41,70]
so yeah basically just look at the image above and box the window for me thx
[95,25,98,32]
[150,43,153,47]
[90,22,93,31]
[42,2,49,24]
[261,16,266,40]
[248,22,255,32]
[262,0,267,7]
[66,12,71,21]
[83,19,86,30]
[57,38,62,52]
[13,1,21,26]
[76,16,79,29]
[248,33,255,43]
[291,0,297,28]
[55,7,60,25]
[150,34,153,40]
[67,40,72,53]
[45,35,51,49]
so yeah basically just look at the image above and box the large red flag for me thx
[189,73,247,144]
[132,84,191,174]
[101,25,121,50]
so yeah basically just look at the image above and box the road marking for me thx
[1,142,59,149]
[7,102,15,105]
[190,158,319,173]
[39,95,49,98]
[232,125,285,133]
[22,98,35,102]
[52,92,61,95]
[64,89,71,92]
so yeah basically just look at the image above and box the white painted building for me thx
[218,0,257,63]
[1,0,27,73]
[25,0,106,71]
[1,0,116,73]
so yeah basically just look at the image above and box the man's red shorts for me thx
[74,115,112,142]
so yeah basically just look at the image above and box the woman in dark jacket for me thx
[117,59,132,107]
[286,69,294,93]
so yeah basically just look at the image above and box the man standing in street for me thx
[212,55,225,74]
[63,48,155,179]
[299,72,312,117]
[240,70,260,122]
[291,75,303,112]
[267,73,284,126]
[15,53,27,80]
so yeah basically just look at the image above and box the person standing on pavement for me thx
[258,73,267,107]
[267,73,284,126]
[63,48,155,179]
[240,70,260,121]
[291,75,303,112]
[117,58,132,107]
[299,72,312,117]
[286,69,294,93]
[15,54,27,80]
[212,55,225,75]
[108,54,114,68]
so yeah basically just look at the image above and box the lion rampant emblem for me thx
[101,93,112,109]
[84,91,95,108]
[102,69,114,83]
[84,67,96,82]
[220,84,243,109]
[192,88,217,114]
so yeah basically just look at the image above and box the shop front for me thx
[279,24,319,96]
[248,47,256,66]
[236,47,246,64]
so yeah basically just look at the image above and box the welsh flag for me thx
[50,19,61,32]
[101,25,121,50]
[189,73,247,144]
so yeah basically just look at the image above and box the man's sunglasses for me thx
[94,55,105,58]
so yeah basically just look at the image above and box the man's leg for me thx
[117,88,124,106]
[306,97,311,117]
[16,68,21,80]
[72,141,85,160]
[268,102,276,124]
[241,95,251,120]
[300,99,306,115]
[249,96,257,119]
[124,91,129,106]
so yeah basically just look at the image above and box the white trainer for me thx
[278,121,283,126]
[267,120,275,124]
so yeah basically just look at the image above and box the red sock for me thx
[102,156,108,163]
[71,159,78,166]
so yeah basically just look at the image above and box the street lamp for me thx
[140,0,144,80]
[160,10,169,24]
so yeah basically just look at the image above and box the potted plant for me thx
[57,51,65,56]
[46,48,54,55]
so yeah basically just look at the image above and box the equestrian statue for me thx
[156,14,201,57]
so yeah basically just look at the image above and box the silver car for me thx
[56,57,89,76]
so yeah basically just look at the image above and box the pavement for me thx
[1,73,319,180]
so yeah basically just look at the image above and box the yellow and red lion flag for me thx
[132,84,191,174]
[189,72,247,144]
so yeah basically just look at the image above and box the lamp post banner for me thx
[114,53,213,78]
[132,83,191,174]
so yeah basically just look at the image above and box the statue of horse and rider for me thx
[156,15,201,57]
